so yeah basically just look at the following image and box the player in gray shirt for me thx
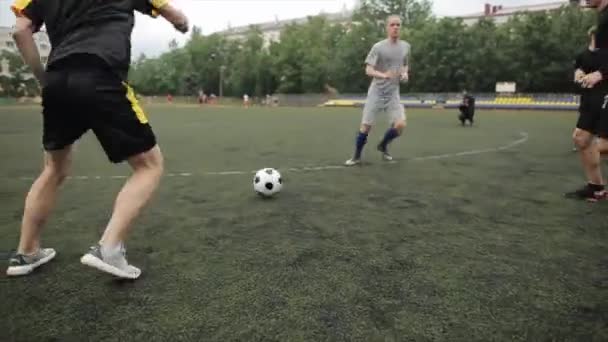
[345,15,410,166]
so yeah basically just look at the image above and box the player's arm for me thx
[400,64,409,82]
[574,54,585,83]
[134,0,189,33]
[11,8,45,86]
[364,44,392,79]
[155,2,189,33]
[600,50,608,84]
[401,45,410,82]
[365,65,392,79]
[582,58,606,88]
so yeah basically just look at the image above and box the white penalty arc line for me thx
[410,131,529,161]
[16,132,528,181]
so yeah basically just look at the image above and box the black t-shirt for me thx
[574,47,607,93]
[575,48,598,74]
[596,7,608,80]
[11,0,166,80]
[462,94,475,107]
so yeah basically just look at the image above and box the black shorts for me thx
[42,55,156,163]
[577,92,608,137]
[458,105,474,118]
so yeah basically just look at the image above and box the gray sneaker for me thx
[80,244,141,279]
[6,248,56,276]
[377,144,394,161]
[381,152,393,161]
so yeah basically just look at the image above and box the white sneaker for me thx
[377,144,394,161]
[80,244,141,279]
[6,248,56,276]
[381,152,394,161]
[344,158,361,166]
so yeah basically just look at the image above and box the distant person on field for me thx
[458,90,475,126]
[345,15,411,166]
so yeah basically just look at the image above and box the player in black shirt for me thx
[571,26,600,152]
[566,1,608,201]
[6,0,188,279]
[458,90,476,126]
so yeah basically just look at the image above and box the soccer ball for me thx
[253,168,283,197]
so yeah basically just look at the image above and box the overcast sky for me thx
[1,0,562,57]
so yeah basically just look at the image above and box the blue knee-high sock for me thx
[379,128,400,150]
[354,132,368,159]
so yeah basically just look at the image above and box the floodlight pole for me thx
[219,65,226,98]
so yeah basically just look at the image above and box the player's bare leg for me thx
[567,128,606,201]
[360,124,372,134]
[7,146,73,276]
[377,118,406,161]
[574,129,603,184]
[100,146,163,246]
[346,124,372,166]
[81,146,163,279]
[597,137,608,154]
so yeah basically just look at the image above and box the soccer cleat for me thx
[381,152,393,161]
[344,158,361,166]
[590,190,607,202]
[565,185,607,202]
[6,248,56,276]
[80,244,141,279]
[377,144,394,161]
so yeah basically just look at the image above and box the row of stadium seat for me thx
[322,96,580,110]
[447,97,579,105]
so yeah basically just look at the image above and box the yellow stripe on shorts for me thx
[123,83,149,124]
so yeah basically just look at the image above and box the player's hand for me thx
[400,71,409,82]
[381,71,394,80]
[174,20,189,33]
[582,71,603,88]
[159,5,190,33]
[385,70,401,80]
[574,69,585,83]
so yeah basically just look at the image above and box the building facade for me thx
[218,8,354,47]
[458,1,577,26]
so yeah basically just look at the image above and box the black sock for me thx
[354,132,368,159]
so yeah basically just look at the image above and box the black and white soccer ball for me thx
[253,168,283,197]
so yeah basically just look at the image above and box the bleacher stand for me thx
[322,93,579,111]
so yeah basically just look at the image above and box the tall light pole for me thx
[219,65,226,98]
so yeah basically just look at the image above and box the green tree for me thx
[330,20,382,93]
[355,0,432,27]
[0,50,39,97]
[126,2,597,95]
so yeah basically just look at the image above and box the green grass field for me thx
[1,104,606,341]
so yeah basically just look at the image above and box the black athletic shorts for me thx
[577,92,608,137]
[42,54,156,163]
